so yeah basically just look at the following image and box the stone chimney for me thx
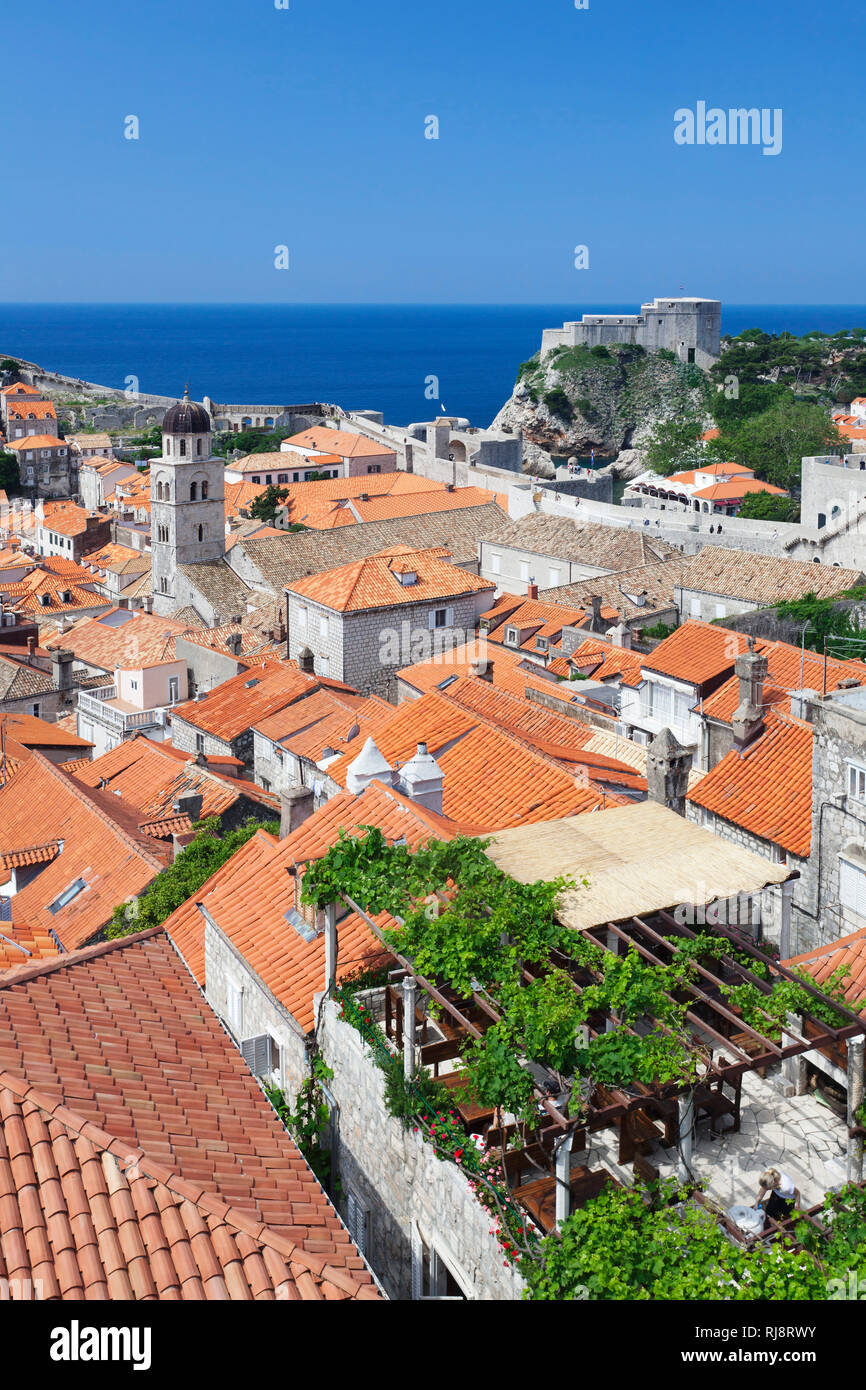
[607,622,631,649]
[279,785,315,838]
[469,656,494,683]
[397,742,445,814]
[346,737,393,795]
[589,595,603,631]
[173,790,203,823]
[26,635,36,658]
[225,631,243,657]
[646,727,692,817]
[732,638,768,749]
[789,688,820,723]
[51,648,74,693]
[297,645,316,676]
[527,582,539,600]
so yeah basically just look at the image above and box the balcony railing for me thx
[77,690,169,733]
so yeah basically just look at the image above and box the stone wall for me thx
[170,713,249,766]
[320,999,525,1301]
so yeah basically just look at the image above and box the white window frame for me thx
[225,977,243,1035]
[489,552,501,575]
[840,857,866,917]
[547,567,560,588]
[848,762,866,803]
[297,605,307,631]
[519,562,530,583]
[319,614,329,639]
[319,655,330,677]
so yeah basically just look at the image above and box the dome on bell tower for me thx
[162,385,211,435]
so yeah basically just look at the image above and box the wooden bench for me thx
[517,1167,618,1233]
[418,1037,464,1077]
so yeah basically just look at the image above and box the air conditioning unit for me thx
[240,1033,278,1077]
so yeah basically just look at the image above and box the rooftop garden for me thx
[302,828,866,1299]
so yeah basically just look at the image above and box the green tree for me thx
[736,491,800,523]
[0,359,20,376]
[643,414,709,476]
[248,483,290,522]
[717,397,845,491]
[107,816,278,938]
[0,449,21,494]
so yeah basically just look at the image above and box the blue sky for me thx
[2,0,861,303]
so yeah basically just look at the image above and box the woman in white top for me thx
[757,1167,800,1224]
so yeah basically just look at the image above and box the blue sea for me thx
[1,303,864,430]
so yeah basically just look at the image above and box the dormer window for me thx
[535,636,548,651]
[505,626,519,646]
[397,570,418,586]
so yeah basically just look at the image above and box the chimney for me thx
[790,688,820,723]
[732,638,769,749]
[589,595,603,631]
[27,635,36,658]
[51,648,74,693]
[607,622,631,649]
[279,785,315,838]
[527,582,539,600]
[225,631,243,657]
[397,742,445,814]
[470,657,494,682]
[297,646,316,675]
[173,791,203,823]
[193,750,208,767]
[646,727,692,817]
[346,737,393,795]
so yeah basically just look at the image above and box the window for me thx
[179,438,186,457]
[840,858,866,917]
[690,597,701,618]
[168,676,179,702]
[130,679,138,691]
[411,1232,466,1300]
[367,465,381,474]
[319,655,330,676]
[297,606,307,631]
[261,778,271,792]
[198,524,204,542]
[346,1192,371,1255]
[505,626,519,646]
[278,473,287,483]
[196,733,205,753]
[489,552,501,575]
[48,878,87,915]
[30,703,40,718]
[433,608,448,628]
[520,562,530,583]
[225,978,243,1034]
[849,763,866,802]
[190,482,197,500]
[319,614,329,639]
[196,438,202,455]
[548,567,560,587]
[265,474,272,484]
[201,480,208,499]
[714,603,726,620]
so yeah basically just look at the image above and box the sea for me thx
[1,303,864,431]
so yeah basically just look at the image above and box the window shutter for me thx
[428,610,436,630]
[445,607,455,627]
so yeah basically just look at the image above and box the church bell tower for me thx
[151,387,225,616]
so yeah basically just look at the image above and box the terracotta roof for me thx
[229,451,342,475]
[37,555,94,582]
[0,713,91,750]
[1,384,40,396]
[543,558,682,624]
[171,658,349,742]
[287,546,494,614]
[67,432,113,450]
[687,712,813,857]
[692,479,788,502]
[0,753,167,950]
[0,922,58,977]
[786,928,866,1015]
[324,690,629,826]
[6,435,66,451]
[673,546,865,605]
[0,653,55,702]
[35,504,96,537]
[0,931,378,1299]
[0,842,61,870]
[83,542,151,576]
[639,619,756,688]
[6,401,56,420]
[481,593,614,647]
[165,782,463,1030]
[72,735,278,825]
[254,689,392,761]
[702,639,866,724]
[284,427,396,459]
[7,571,109,619]
[176,559,251,617]
[307,487,507,529]
[42,608,189,671]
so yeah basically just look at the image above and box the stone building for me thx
[285,548,496,700]
[7,434,75,497]
[150,390,227,616]
[541,297,722,369]
[477,514,672,594]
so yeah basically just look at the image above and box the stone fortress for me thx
[541,297,722,370]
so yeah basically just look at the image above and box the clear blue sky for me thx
[2,0,861,303]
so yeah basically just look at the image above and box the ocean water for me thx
[1,303,864,430]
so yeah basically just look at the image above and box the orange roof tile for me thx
[171,658,346,742]
[702,639,866,724]
[0,922,58,977]
[786,928,866,1015]
[284,426,396,459]
[43,607,190,670]
[254,689,393,761]
[687,712,813,856]
[1,383,40,396]
[6,401,56,420]
[692,479,788,501]
[0,931,378,1298]
[6,434,66,450]
[639,620,755,689]
[0,753,167,950]
[0,713,91,750]
[325,690,628,827]
[288,547,494,613]
[165,782,464,1029]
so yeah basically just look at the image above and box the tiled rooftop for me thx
[687,712,813,857]
[484,514,674,569]
[283,426,396,458]
[701,639,866,724]
[787,929,866,1016]
[42,607,191,671]
[171,658,349,741]
[638,619,756,688]
[287,546,494,613]
[673,546,864,604]
[0,931,378,1299]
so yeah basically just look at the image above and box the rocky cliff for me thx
[491,343,709,480]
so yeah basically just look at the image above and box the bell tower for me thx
[151,387,225,616]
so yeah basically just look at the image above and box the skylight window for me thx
[47,878,87,914]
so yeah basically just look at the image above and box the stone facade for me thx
[286,587,494,700]
[803,687,866,947]
[541,297,722,370]
[151,415,226,617]
[170,713,253,767]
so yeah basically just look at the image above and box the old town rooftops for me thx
[283,426,396,458]
[0,930,378,1299]
[687,711,814,858]
[170,658,360,741]
[286,546,494,613]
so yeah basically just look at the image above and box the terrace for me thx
[306,802,866,1281]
